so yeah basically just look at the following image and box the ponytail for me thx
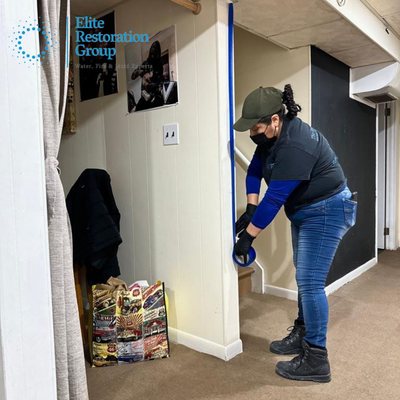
[282,84,302,119]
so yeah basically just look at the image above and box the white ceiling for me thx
[70,0,398,68]
[362,0,400,37]
[234,0,396,68]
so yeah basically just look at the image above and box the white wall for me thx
[59,0,241,359]
[59,100,107,193]
[234,26,311,292]
[0,0,57,397]
[397,100,400,249]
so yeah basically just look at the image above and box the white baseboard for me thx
[263,257,378,300]
[168,327,243,361]
[264,284,298,301]
[325,257,377,296]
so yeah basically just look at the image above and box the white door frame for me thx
[385,101,398,250]
[377,103,386,250]
[377,102,398,250]
[0,0,57,397]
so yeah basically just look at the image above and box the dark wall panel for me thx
[311,47,376,285]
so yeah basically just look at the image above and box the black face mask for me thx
[250,133,277,146]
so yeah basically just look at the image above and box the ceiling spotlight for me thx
[337,0,346,6]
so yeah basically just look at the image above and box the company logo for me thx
[9,18,58,65]
[75,16,149,60]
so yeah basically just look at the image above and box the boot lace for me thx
[291,346,309,369]
[282,325,301,344]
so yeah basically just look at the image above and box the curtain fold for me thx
[38,0,89,398]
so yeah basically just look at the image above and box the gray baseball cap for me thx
[233,87,283,132]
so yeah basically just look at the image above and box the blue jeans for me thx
[287,187,357,348]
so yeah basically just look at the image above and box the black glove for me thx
[235,204,257,235]
[234,230,255,262]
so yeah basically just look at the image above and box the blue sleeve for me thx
[246,154,263,195]
[251,180,302,229]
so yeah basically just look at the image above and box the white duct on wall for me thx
[350,62,400,104]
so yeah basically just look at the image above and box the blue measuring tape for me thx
[232,246,256,267]
[228,3,256,268]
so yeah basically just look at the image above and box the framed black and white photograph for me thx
[125,25,178,113]
[78,11,118,101]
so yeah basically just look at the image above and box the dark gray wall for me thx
[311,47,376,285]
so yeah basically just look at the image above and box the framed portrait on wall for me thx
[125,25,179,113]
[78,11,118,101]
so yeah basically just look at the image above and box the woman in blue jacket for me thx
[233,84,357,383]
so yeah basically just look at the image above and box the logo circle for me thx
[9,18,58,65]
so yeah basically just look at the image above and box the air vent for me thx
[350,62,400,106]
[364,93,397,104]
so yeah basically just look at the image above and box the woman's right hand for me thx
[234,230,256,264]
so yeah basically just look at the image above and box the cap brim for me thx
[233,117,260,132]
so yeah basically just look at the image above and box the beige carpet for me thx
[87,250,400,400]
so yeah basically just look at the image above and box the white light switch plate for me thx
[163,123,179,145]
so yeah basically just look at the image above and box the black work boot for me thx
[269,320,305,355]
[275,340,331,383]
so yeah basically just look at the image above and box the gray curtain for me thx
[38,0,89,398]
